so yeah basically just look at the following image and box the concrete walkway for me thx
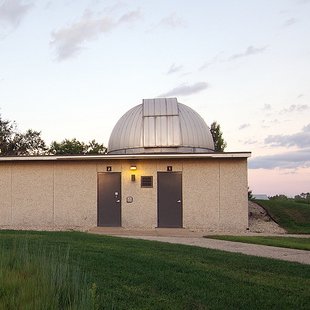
[122,236,310,265]
[89,228,310,265]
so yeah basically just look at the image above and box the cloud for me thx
[298,0,310,4]
[281,104,309,113]
[199,46,266,70]
[265,123,310,148]
[159,82,208,97]
[199,62,211,71]
[283,18,298,27]
[158,13,186,28]
[229,45,268,61]
[263,104,272,111]
[249,148,310,169]
[167,63,183,74]
[50,9,141,61]
[239,123,250,130]
[0,0,33,28]
[118,10,141,23]
[201,46,267,69]
[239,139,257,145]
[199,53,224,71]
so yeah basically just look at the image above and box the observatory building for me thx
[0,98,250,232]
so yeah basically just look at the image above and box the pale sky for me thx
[0,0,309,196]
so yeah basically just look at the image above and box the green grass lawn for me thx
[0,240,97,309]
[204,235,310,251]
[0,231,310,309]
[255,199,310,234]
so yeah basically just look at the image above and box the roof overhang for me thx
[0,152,251,162]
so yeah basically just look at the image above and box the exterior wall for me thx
[54,162,97,227]
[12,163,54,226]
[0,157,248,232]
[183,160,220,231]
[0,161,97,230]
[0,164,12,225]
[97,158,248,231]
[121,161,157,229]
[219,159,248,231]
[119,160,183,229]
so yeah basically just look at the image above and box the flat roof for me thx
[0,152,251,162]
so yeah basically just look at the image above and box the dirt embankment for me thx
[248,201,286,234]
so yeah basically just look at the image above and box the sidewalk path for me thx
[121,235,310,265]
[89,228,310,265]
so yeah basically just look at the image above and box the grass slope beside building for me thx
[256,199,310,234]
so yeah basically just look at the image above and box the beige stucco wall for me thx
[121,160,184,229]
[12,163,54,226]
[0,157,248,232]
[219,159,248,231]
[121,161,157,229]
[54,162,97,227]
[183,160,220,231]
[0,164,12,225]
[0,161,97,230]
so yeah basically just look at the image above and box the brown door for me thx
[157,172,182,228]
[97,172,121,227]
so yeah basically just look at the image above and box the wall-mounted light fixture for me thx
[130,165,137,181]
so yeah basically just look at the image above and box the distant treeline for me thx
[268,193,310,204]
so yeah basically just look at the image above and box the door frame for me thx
[97,172,122,227]
[157,171,183,228]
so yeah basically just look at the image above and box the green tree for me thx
[294,192,310,204]
[9,129,47,155]
[269,194,289,201]
[49,138,107,155]
[0,114,15,155]
[210,121,227,152]
[86,139,107,155]
[1,114,106,156]
[248,187,253,200]
[0,114,46,156]
[49,139,85,155]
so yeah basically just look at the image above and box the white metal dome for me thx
[108,98,215,154]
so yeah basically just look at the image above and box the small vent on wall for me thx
[141,176,153,188]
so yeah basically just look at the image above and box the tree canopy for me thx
[294,193,310,204]
[49,139,107,155]
[0,114,106,156]
[210,121,227,152]
[0,115,46,156]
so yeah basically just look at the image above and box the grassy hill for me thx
[255,200,310,234]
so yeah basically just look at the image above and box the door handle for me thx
[116,200,120,203]
[177,200,181,203]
